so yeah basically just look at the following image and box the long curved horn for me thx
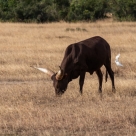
[56,69,64,80]
[31,66,55,77]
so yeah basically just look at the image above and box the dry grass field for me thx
[0,21,136,136]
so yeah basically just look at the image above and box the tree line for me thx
[0,0,136,23]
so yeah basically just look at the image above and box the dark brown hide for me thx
[52,36,115,95]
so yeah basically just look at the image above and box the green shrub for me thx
[67,0,108,21]
[111,0,136,21]
[0,0,136,22]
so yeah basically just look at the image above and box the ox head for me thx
[32,66,69,96]
[51,68,69,96]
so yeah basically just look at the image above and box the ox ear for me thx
[51,74,55,81]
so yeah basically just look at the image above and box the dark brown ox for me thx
[32,36,115,96]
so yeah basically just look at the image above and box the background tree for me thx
[0,0,136,22]
[67,0,108,21]
[111,0,136,21]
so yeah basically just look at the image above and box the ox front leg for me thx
[96,69,103,93]
[79,71,86,95]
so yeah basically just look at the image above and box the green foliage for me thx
[0,0,58,22]
[52,0,70,20]
[111,0,136,21]
[0,0,136,22]
[16,0,60,22]
[0,0,15,21]
[67,0,108,21]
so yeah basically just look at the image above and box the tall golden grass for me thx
[0,22,136,135]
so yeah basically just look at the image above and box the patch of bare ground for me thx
[0,22,136,135]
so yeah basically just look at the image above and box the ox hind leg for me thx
[79,71,86,95]
[104,61,116,92]
[96,69,103,93]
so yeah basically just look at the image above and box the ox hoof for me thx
[98,89,102,94]
[80,92,83,96]
[112,88,116,93]
[79,90,83,95]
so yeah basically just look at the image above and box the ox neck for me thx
[60,55,74,75]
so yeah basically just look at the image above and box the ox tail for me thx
[105,70,108,82]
